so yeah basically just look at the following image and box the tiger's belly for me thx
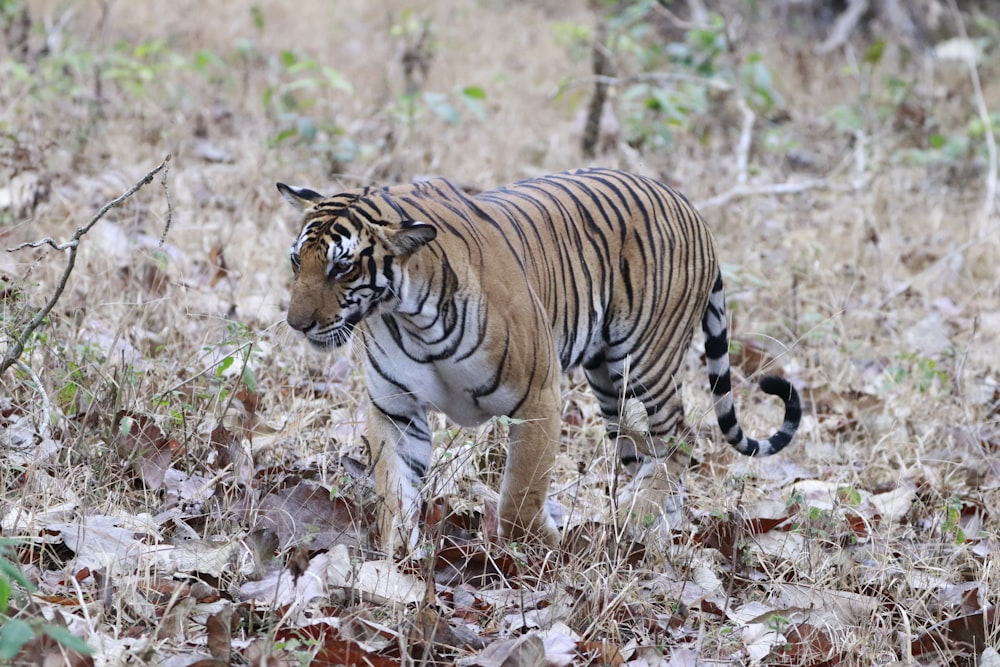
[367,349,522,427]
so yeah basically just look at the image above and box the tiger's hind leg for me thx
[584,350,691,532]
[583,352,689,468]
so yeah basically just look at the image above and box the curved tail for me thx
[701,272,801,456]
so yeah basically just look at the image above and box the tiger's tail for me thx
[701,272,801,456]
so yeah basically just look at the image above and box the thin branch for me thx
[555,72,731,100]
[582,9,612,159]
[695,179,830,210]
[153,340,254,401]
[735,97,755,187]
[816,0,869,55]
[877,239,975,310]
[946,0,998,233]
[2,155,171,376]
[721,14,753,186]
[15,359,51,437]
[651,1,712,32]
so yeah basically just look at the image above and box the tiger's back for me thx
[279,168,800,551]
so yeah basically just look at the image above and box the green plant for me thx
[560,4,783,151]
[0,539,93,660]
[940,498,966,544]
[263,48,354,160]
[881,353,949,394]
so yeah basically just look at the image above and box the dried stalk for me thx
[946,0,997,233]
[582,8,612,159]
[816,0,869,55]
[695,178,829,210]
[2,155,172,375]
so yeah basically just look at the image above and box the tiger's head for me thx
[277,183,437,350]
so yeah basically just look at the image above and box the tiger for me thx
[277,168,801,552]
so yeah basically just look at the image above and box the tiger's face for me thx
[277,183,436,350]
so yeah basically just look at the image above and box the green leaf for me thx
[274,127,298,144]
[296,116,317,141]
[117,415,135,437]
[41,626,93,655]
[423,92,460,124]
[0,578,10,614]
[0,550,32,592]
[461,85,485,100]
[459,87,487,119]
[216,355,234,378]
[242,367,258,394]
[0,618,34,659]
[287,78,319,92]
[250,5,265,31]
[193,50,225,75]
[322,66,353,93]
[827,105,862,133]
[863,39,886,67]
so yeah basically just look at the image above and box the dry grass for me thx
[2,0,1000,664]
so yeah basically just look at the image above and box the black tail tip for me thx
[758,376,798,403]
[758,375,803,428]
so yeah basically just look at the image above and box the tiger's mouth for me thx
[304,312,361,350]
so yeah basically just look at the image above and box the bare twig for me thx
[877,239,975,310]
[651,1,712,31]
[721,14,754,187]
[556,72,731,99]
[946,0,998,233]
[816,0,869,55]
[695,178,829,210]
[153,340,254,401]
[734,97,755,187]
[15,359,51,436]
[2,155,172,375]
[582,9,612,159]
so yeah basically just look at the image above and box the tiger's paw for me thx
[616,460,687,536]
[499,509,561,550]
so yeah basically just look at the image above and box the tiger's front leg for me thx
[366,402,433,554]
[499,381,561,548]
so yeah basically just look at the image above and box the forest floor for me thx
[2,1,1000,665]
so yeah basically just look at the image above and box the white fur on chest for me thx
[363,312,522,427]
[372,349,519,426]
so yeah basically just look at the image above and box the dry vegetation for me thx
[2,0,1000,665]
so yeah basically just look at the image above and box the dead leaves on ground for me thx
[4,381,1000,664]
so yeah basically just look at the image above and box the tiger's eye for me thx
[332,260,353,278]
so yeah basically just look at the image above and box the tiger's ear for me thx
[276,182,325,211]
[385,221,437,255]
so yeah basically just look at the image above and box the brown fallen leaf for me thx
[274,624,401,667]
[155,595,196,641]
[773,622,840,666]
[695,511,791,565]
[433,541,519,588]
[254,480,370,551]
[113,410,178,490]
[407,606,487,661]
[458,633,545,667]
[206,605,233,662]
[730,336,781,377]
[208,244,229,287]
[562,521,645,566]
[578,640,625,666]
[911,606,998,657]
[242,638,287,667]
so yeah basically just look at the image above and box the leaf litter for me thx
[3,2,1000,665]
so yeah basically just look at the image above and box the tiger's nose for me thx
[287,313,317,332]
